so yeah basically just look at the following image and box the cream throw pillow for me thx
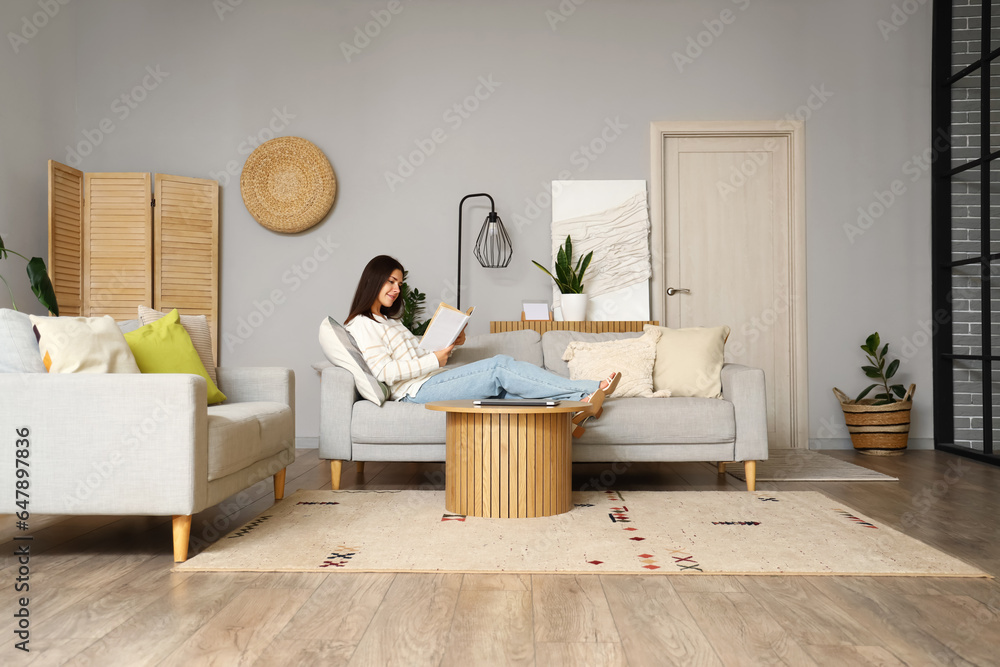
[138,306,216,384]
[561,329,670,398]
[644,324,730,398]
[28,315,141,374]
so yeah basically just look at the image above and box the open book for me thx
[420,303,475,351]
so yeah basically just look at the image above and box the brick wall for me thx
[949,0,1000,451]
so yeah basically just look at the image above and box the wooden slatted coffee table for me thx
[425,400,588,518]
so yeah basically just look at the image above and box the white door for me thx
[650,122,807,449]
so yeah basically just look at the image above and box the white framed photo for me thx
[522,301,550,321]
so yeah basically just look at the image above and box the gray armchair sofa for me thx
[0,311,295,562]
[317,329,768,491]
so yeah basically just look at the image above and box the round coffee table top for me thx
[425,400,588,414]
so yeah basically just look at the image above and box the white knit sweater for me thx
[345,313,444,400]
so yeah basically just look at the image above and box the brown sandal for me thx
[572,372,621,437]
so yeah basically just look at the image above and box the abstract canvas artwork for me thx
[550,180,651,320]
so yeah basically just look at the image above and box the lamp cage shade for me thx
[473,212,513,268]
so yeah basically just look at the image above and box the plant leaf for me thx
[873,393,891,401]
[578,251,593,283]
[869,332,880,354]
[891,384,907,398]
[886,359,899,379]
[26,257,58,316]
[564,236,572,268]
[531,260,559,285]
[856,384,878,401]
[862,365,882,379]
[0,233,7,259]
[880,343,888,360]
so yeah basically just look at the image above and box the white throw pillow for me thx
[318,316,389,405]
[28,315,141,374]
[644,324,730,398]
[561,328,670,398]
[138,305,217,384]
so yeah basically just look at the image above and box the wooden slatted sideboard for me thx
[490,320,658,334]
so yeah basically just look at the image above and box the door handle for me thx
[666,287,690,296]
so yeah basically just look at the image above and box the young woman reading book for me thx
[344,255,620,436]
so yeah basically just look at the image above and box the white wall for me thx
[2,0,934,445]
[0,0,77,314]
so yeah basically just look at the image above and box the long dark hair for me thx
[346,255,405,324]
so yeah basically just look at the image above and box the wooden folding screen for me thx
[47,161,219,357]
[47,162,84,317]
[84,172,153,321]
[154,174,220,361]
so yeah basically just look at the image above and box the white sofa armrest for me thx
[319,365,358,462]
[0,373,208,516]
[216,367,294,410]
[720,363,769,461]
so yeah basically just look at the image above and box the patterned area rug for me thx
[175,490,984,576]
[726,449,899,482]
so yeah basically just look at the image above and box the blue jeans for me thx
[401,355,600,404]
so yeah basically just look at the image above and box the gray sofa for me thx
[0,310,295,562]
[318,329,768,491]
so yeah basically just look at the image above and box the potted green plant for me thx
[399,271,430,336]
[0,234,59,315]
[532,235,592,321]
[833,332,915,456]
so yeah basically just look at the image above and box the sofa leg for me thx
[717,461,727,474]
[356,461,365,475]
[745,460,757,492]
[274,468,286,500]
[172,515,192,563]
[331,460,342,490]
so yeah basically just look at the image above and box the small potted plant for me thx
[0,234,59,315]
[833,332,915,456]
[532,235,592,321]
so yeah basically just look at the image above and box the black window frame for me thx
[932,0,999,464]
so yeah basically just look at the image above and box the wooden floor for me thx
[2,449,999,666]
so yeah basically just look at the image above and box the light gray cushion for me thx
[573,397,736,444]
[541,330,644,377]
[117,319,143,334]
[450,329,542,368]
[206,401,293,480]
[352,400,446,443]
[318,316,389,405]
[0,308,46,373]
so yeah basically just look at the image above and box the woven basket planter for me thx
[833,384,916,456]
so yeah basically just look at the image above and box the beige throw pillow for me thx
[138,306,216,384]
[561,329,671,398]
[644,324,730,398]
[28,315,141,374]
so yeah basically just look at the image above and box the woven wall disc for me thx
[240,136,336,233]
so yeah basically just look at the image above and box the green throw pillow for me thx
[124,308,227,405]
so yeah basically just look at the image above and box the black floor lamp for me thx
[457,193,512,310]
